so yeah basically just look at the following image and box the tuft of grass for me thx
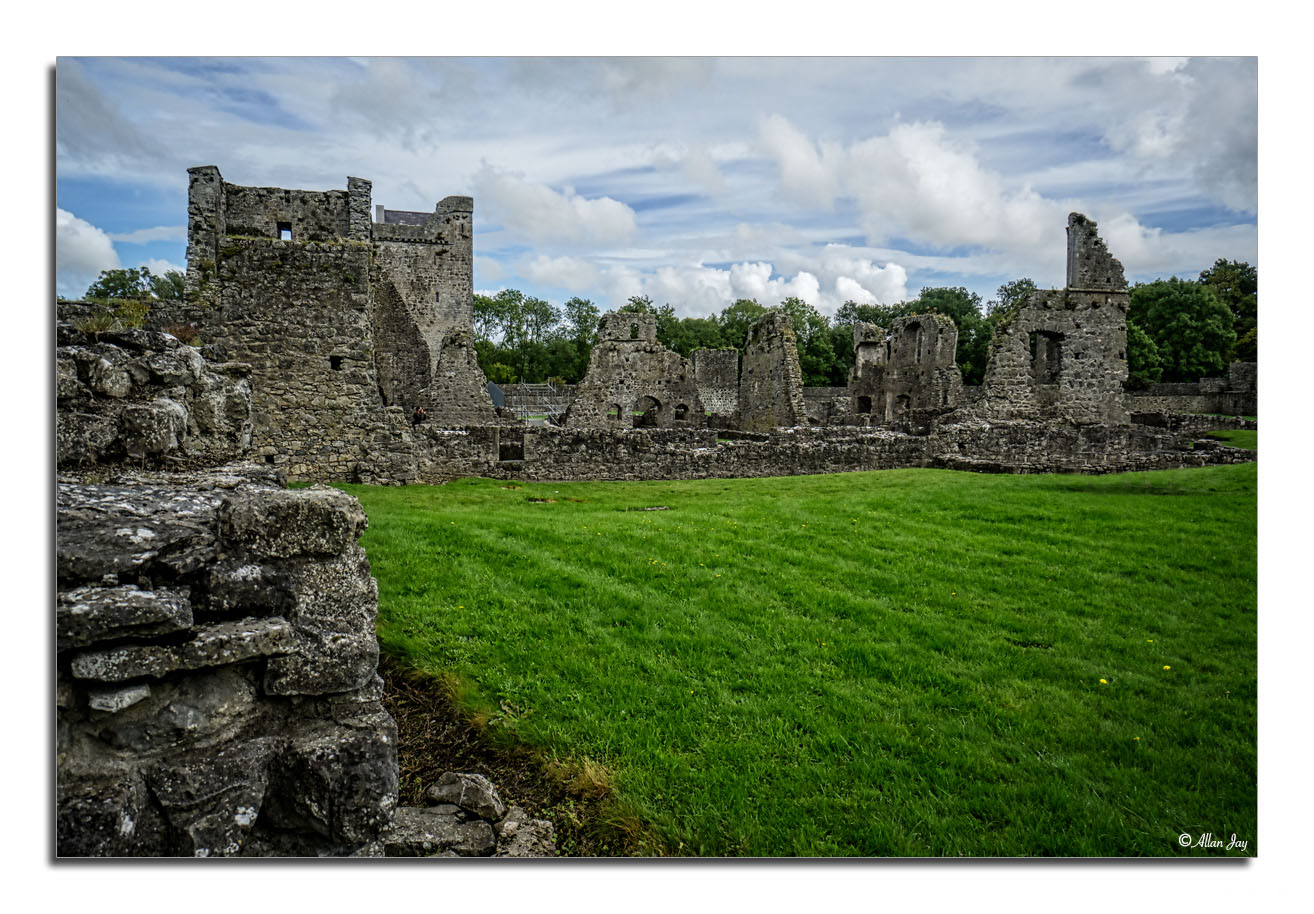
[343,463,1256,857]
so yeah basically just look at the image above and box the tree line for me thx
[474,258,1256,390]
[76,257,1256,391]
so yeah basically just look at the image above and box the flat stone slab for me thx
[70,617,295,682]
[58,585,194,651]
[381,806,496,858]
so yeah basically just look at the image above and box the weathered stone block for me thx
[57,584,194,651]
[381,806,496,857]
[218,486,367,559]
[69,617,295,682]
[426,771,506,821]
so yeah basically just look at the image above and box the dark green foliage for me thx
[1198,259,1257,340]
[148,269,186,301]
[716,299,769,352]
[346,464,1256,856]
[85,267,152,301]
[1233,327,1257,363]
[85,266,186,303]
[1129,278,1236,382]
[985,278,1037,319]
[1125,320,1164,390]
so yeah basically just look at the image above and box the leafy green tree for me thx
[562,297,601,347]
[619,295,655,313]
[717,298,768,352]
[832,300,910,328]
[985,278,1036,319]
[148,269,186,301]
[910,286,991,385]
[1198,259,1257,340]
[1234,327,1257,362]
[1128,278,1236,382]
[85,267,152,300]
[1124,320,1163,390]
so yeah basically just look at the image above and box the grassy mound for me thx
[341,463,1256,856]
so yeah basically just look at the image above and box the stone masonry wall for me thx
[491,421,1252,482]
[57,467,398,856]
[736,312,806,432]
[56,321,252,468]
[975,213,1129,425]
[692,348,739,418]
[848,313,963,423]
[565,313,705,429]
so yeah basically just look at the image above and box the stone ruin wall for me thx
[57,471,399,856]
[1126,361,1257,417]
[692,348,740,420]
[848,313,964,424]
[165,167,493,482]
[736,312,806,432]
[564,313,705,429]
[57,323,253,470]
[975,213,1130,425]
[55,326,553,857]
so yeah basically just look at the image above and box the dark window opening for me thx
[265,454,275,464]
[606,404,623,421]
[894,393,911,416]
[1029,331,1063,383]
[277,221,293,241]
[674,403,689,421]
[857,395,873,414]
[633,395,661,428]
[435,291,441,303]
[630,323,639,339]
[330,356,344,371]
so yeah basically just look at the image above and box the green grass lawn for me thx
[1207,428,1257,450]
[340,463,1257,857]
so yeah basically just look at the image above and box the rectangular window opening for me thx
[277,221,293,241]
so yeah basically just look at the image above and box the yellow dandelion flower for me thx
[1100,679,1108,684]
[1133,737,1141,741]
[1163,665,1171,670]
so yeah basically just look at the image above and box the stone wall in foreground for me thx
[56,467,398,856]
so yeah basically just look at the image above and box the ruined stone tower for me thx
[975,213,1130,425]
[179,167,492,478]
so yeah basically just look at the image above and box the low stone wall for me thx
[57,466,398,856]
[474,421,1253,482]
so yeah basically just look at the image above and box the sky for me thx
[54,56,1257,316]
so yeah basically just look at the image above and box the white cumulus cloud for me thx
[471,165,638,245]
[56,209,120,298]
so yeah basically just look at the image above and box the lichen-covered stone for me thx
[70,616,295,682]
[218,485,368,559]
[57,585,194,651]
[565,313,705,430]
[426,771,506,822]
[381,806,496,857]
[736,313,806,432]
[495,805,557,858]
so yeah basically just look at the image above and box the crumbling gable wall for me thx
[847,313,963,422]
[692,348,739,419]
[736,312,806,432]
[564,313,704,429]
[976,213,1130,425]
